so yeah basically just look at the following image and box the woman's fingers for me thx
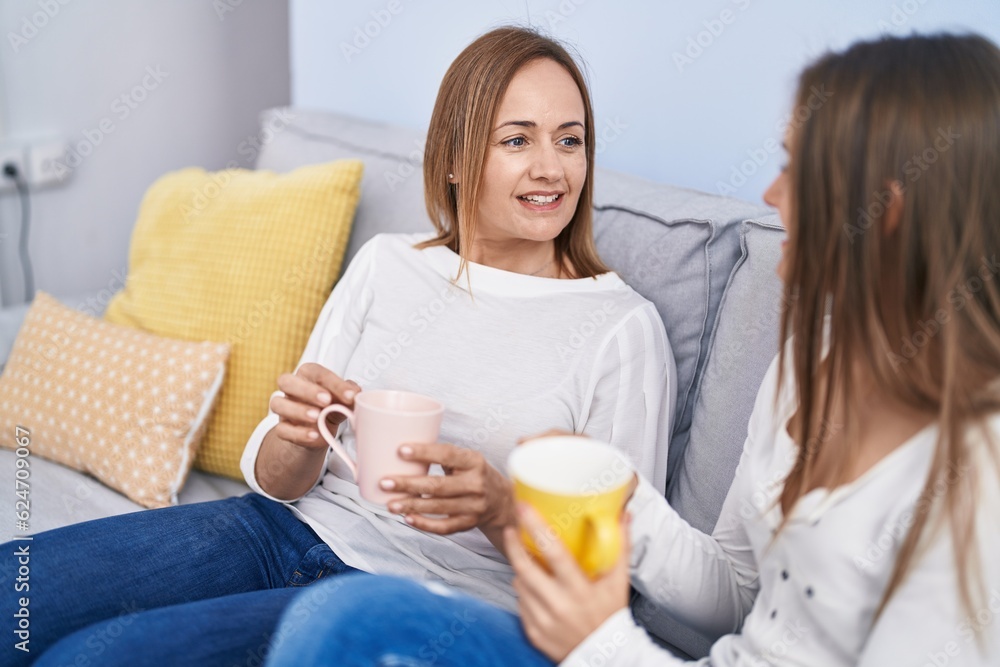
[276,371,335,407]
[387,495,486,517]
[383,471,481,498]
[298,363,361,404]
[518,504,589,588]
[398,442,479,469]
[273,421,327,449]
[269,395,321,427]
[506,524,563,616]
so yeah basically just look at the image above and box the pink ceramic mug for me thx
[317,390,444,505]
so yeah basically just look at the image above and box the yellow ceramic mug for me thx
[507,436,633,577]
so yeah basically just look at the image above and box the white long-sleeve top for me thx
[241,233,676,612]
[565,353,1000,666]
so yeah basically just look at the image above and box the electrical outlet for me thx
[0,145,27,193]
[27,140,70,188]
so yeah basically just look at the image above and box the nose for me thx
[529,143,565,182]
[763,174,781,208]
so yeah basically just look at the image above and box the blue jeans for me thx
[0,493,359,666]
[265,574,555,667]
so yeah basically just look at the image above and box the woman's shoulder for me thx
[592,281,666,333]
[357,231,437,254]
[348,232,440,267]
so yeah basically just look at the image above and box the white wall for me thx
[0,0,290,306]
[289,0,1000,203]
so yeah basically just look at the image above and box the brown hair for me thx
[418,26,609,280]
[777,33,1000,622]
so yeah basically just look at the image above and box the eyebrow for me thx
[493,120,584,132]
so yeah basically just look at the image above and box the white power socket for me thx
[0,145,27,193]
[27,140,70,188]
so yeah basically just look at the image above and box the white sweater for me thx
[564,353,1000,666]
[241,233,676,612]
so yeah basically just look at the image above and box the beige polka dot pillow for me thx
[0,292,229,508]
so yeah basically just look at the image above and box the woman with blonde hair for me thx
[264,32,1000,666]
[1,26,675,667]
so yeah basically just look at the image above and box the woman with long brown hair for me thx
[264,32,1000,666]
[0,27,675,667]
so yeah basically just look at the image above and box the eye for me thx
[559,136,583,148]
[501,136,526,148]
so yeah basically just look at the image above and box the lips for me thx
[517,192,564,211]
[519,193,561,205]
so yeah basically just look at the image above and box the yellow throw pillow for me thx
[0,292,229,509]
[104,160,363,479]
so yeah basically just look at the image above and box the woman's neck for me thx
[467,238,559,277]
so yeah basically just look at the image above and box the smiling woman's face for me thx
[474,58,587,245]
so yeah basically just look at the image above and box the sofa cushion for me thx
[0,449,250,533]
[593,171,771,480]
[0,293,229,508]
[668,214,786,532]
[635,215,785,659]
[103,161,363,479]
[255,108,431,269]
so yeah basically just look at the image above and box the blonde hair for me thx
[418,26,609,280]
[777,33,1000,622]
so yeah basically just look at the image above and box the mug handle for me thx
[316,404,358,482]
[581,514,622,577]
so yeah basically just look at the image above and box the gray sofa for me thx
[0,107,786,659]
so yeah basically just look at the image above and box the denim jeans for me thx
[265,574,555,667]
[0,493,359,666]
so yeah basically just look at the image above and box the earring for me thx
[448,173,454,179]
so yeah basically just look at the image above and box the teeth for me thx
[521,194,560,204]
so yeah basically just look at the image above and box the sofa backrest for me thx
[635,214,786,659]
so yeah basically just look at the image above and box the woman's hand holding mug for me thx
[380,444,515,536]
[270,362,361,450]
